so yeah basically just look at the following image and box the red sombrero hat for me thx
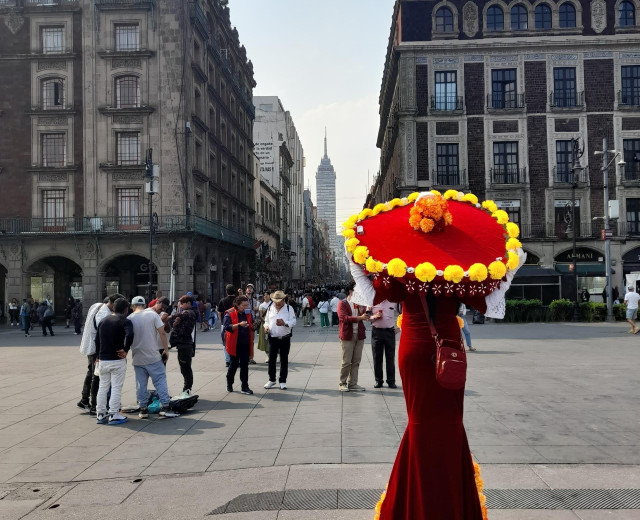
[342,190,524,298]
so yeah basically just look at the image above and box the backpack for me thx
[306,296,314,310]
[169,394,198,414]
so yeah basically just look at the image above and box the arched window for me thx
[511,5,528,30]
[115,76,140,108]
[535,3,552,29]
[487,5,505,31]
[435,6,454,32]
[619,0,636,26]
[41,78,65,109]
[559,3,577,28]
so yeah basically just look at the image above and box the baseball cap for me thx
[131,296,146,305]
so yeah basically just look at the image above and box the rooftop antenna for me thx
[324,127,328,159]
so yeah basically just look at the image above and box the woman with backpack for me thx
[41,302,55,336]
[223,295,253,395]
[318,297,330,327]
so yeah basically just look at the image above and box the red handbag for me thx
[421,298,467,390]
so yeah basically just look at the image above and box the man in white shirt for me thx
[624,285,640,334]
[370,300,398,388]
[128,296,178,418]
[263,290,297,390]
[329,294,340,326]
[301,293,311,326]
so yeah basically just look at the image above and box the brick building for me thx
[0,0,257,313]
[373,0,640,303]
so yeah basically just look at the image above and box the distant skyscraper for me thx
[316,130,338,255]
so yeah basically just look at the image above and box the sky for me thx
[228,0,395,227]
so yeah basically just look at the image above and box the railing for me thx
[487,93,526,110]
[623,163,640,181]
[0,215,256,249]
[28,0,78,4]
[431,168,465,186]
[490,166,527,185]
[617,90,640,107]
[550,91,585,108]
[553,165,589,184]
[518,221,624,240]
[430,95,464,111]
[95,0,152,5]
[0,1,18,7]
[191,1,210,37]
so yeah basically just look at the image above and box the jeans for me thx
[9,309,18,324]
[74,318,82,334]
[177,345,194,391]
[23,316,31,334]
[96,359,127,416]
[371,327,396,384]
[222,338,231,363]
[81,354,100,407]
[268,335,291,383]
[461,317,471,348]
[41,316,54,336]
[320,313,329,327]
[227,342,250,389]
[331,311,339,326]
[134,361,171,407]
[339,338,364,386]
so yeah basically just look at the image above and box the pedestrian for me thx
[318,297,330,327]
[301,292,311,327]
[329,293,340,326]
[20,298,32,337]
[148,290,163,308]
[223,295,253,395]
[580,288,590,303]
[168,294,198,399]
[370,299,398,388]
[41,301,55,336]
[64,297,74,328]
[210,302,218,330]
[128,296,178,418]
[8,298,19,326]
[257,292,271,363]
[95,297,133,425]
[624,285,640,334]
[602,287,607,304]
[458,303,476,351]
[245,284,259,364]
[337,281,369,392]
[263,290,296,390]
[202,299,212,332]
[77,293,124,414]
[218,284,237,367]
[72,299,83,335]
[613,286,620,303]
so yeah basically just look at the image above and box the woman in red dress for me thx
[341,190,525,520]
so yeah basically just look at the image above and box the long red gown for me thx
[377,280,486,520]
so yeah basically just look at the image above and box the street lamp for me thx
[594,139,625,323]
[145,148,159,302]
[570,137,585,322]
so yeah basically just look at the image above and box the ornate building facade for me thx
[373,0,640,303]
[0,0,256,312]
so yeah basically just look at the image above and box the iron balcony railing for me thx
[618,90,640,107]
[431,168,465,186]
[518,221,624,240]
[623,162,640,181]
[487,93,526,110]
[430,95,464,111]
[0,215,255,249]
[27,0,78,4]
[550,90,585,108]
[490,166,527,185]
[94,0,152,6]
[553,165,589,184]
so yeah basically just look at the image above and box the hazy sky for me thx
[228,0,395,226]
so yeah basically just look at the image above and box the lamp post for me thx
[570,137,585,322]
[145,148,159,302]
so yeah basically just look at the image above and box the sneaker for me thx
[89,408,97,416]
[348,384,366,392]
[240,387,254,395]
[108,413,128,425]
[280,382,287,390]
[249,359,256,365]
[138,408,148,419]
[374,382,383,389]
[96,413,107,424]
[387,383,398,389]
[176,389,191,400]
[225,362,230,368]
[227,384,233,392]
[74,332,79,335]
[264,380,277,389]
[159,407,179,418]
[339,383,350,392]
[77,400,90,411]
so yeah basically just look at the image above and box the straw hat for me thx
[270,290,286,302]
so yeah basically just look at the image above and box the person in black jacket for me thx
[169,294,198,399]
[95,298,134,425]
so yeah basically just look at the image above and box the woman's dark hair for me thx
[178,294,194,304]
[234,295,249,307]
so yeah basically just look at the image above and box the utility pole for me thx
[145,148,159,302]
[570,137,584,322]
[185,121,191,229]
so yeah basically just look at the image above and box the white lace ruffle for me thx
[485,248,527,319]
[346,246,376,307]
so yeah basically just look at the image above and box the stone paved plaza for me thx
[0,318,639,519]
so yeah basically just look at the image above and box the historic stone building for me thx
[373,0,640,303]
[0,0,256,313]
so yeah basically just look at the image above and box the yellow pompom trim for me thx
[358,208,373,221]
[372,203,386,216]
[488,260,507,280]
[468,263,488,282]
[342,228,355,239]
[456,315,464,328]
[482,200,498,214]
[492,209,509,225]
[353,246,369,265]
[407,192,419,202]
[345,237,360,253]
[444,265,465,283]
[462,193,479,205]
[366,256,384,273]
[396,313,403,329]
[506,222,520,238]
[443,189,459,200]
[506,237,522,250]
[342,215,358,229]
[415,262,437,282]
[387,258,407,278]
[507,251,519,270]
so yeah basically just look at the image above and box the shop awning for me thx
[555,263,615,276]
[514,266,561,278]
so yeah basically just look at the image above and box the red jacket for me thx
[338,299,366,341]
[224,308,254,358]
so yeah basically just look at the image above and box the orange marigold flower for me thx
[420,218,435,233]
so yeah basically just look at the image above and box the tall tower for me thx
[316,129,338,255]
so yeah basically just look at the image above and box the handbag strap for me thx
[419,296,440,345]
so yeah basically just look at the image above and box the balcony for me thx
[519,222,617,240]
[553,165,589,185]
[94,0,154,7]
[490,166,527,185]
[430,95,464,112]
[431,168,466,188]
[550,91,585,109]
[487,93,526,110]
[27,0,78,5]
[191,1,210,40]
[617,90,640,109]
[623,163,640,182]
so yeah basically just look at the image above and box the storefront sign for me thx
[496,200,520,208]
[554,200,580,207]
[555,248,601,262]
